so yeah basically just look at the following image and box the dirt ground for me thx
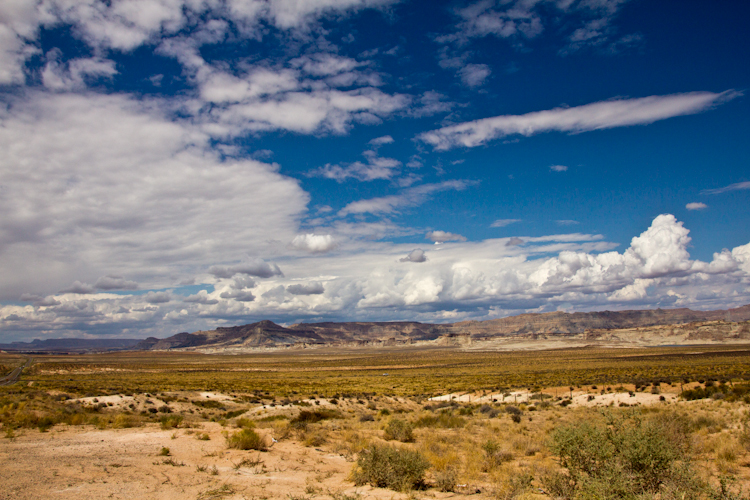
[0,422,399,500]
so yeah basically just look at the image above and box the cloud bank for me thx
[2,215,749,339]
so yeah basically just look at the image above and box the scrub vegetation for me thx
[3,346,750,498]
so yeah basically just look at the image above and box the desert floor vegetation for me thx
[3,346,750,499]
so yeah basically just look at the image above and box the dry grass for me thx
[4,347,750,498]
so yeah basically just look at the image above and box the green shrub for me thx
[383,419,414,443]
[235,417,255,429]
[289,409,341,429]
[159,415,183,430]
[550,411,697,499]
[226,428,267,451]
[352,444,429,492]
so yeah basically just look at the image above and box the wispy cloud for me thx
[339,180,476,216]
[701,181,750,195]
[686,202,708,210]
[556,220,579,226]
[550,165,568,172]
[491,219,521,228]
[419,91,741,150]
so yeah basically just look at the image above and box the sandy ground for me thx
[0,423,412,500]
[429,387,679,407]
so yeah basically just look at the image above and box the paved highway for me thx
[0,358,31,386]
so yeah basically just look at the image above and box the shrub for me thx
[226,428,267,451]
[159,446,170,456]
[352,444,429,492]
[414,412,465,429]
[289,409,341,429]
[550,411,696,498]
[159,415,183,430]
[481,440,513,471]
[434,466,458,492]
[383,419,414,443]
[235,417,254,429]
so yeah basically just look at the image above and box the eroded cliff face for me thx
[134,305,750,351]
[448,305,750,337]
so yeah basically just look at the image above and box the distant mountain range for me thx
[0,338,141,352]
[4,305,748,353]
[133,304,750,351]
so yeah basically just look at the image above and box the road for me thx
[0,358,31,386]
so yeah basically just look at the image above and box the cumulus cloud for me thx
[287,282,325,295]
[209,260,283,279]
[0,92,304,299]
[42,51,118,91]
[419,91,741,150]
[426,231,467,243]
[183,291,219,305]
[60,281,96,294]
[219,289,256,302]
[2,214,750,339]
[400,249,427,262]
[550,165,568,172]
[491,219,521,228]
[701,181,750,195]
[290,234,337,253]
[686,202,707,210]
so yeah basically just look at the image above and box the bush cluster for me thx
[352,443,429,492]
[548,412,700,499]
[225,428,266,451]
[383,418,414,442]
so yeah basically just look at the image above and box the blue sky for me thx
[0,0,749,341]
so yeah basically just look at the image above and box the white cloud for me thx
[550,164,568,172]
[310,149,402,182]
[701,181,750,195]
[419,91,741,150]
[490,219,521,228]
[209,260,283,279]
[290,234,337,253]
[426,230,467,243]
[686,202,707,210]
[459,63,491,87]
[291,53,363,76]
[339,180,475,216]
[41,50,118,91]
[2,214,750,339]
[556,220,579,226]
[440,0,636,55]
[0,1,48,84]
[368,135,394,147]
[0,92,305,298]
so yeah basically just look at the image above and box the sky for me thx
[0,0,749,341]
